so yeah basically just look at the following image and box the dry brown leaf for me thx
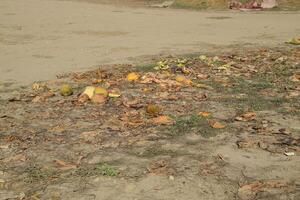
[0,144,10,149]
[31,91,55,103]
[54,159,77,170]
[195,83,213,89]
[235,112,256,122]
[2,154,26,163]
[209,121,226,129]
[79,131,99,142]
[92,79,103,84]
[78,93,90,103]
[197,73,209,80]
[175,75,193,85]
[238,180,287,200]
[127,72,140,82]
[31,96,43,103]
[193,93,208,101]
[198,111,211,117]
[290,74,300,82]
[152,116,173,125]
[148,160,170,175]
[123,99,144,109]
[121,113,145,127]
[286,91,299,98]
[127,120,144,127]
[237,139,258,148]
[32,83,42,91]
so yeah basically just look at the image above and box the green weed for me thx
[75,163,118,177]
[168,115,219,138]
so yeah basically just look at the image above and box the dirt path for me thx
[0,0,299,86]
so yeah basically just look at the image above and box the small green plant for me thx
[24,165,57,183]
[75,163,117,177]
[154,60,170,70]
[135,63,156,72]
[99,164,118,176]
[129,146,189,158]
[168,115,218,138]
[238,0,251,3]
[172,0,208,10]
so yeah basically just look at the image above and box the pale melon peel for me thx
[94,87,108,97]
[82,86,96,99]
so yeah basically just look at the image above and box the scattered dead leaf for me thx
[79,131,99,142]
[235,112,256,121]
[193,93,208,101]
[175,75,193,85]
[123,99,144,109]
[289,74,300,82]
[54,159,77,170]
[209,121,226,129]
[2,154,26,163]
[78,93,89,103]
[148,160,170,175]
[127,72,140,82]
[198,111,211,117]
[238,180,287,200]
[152,116,173,125]
[195,83,213,90]
[237,139,258,148]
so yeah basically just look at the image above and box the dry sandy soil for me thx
[0,0,300,86]
[0,1,299,200]
[0,47,299,200]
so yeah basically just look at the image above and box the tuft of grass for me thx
[135,63,156,73]
[218,95,286,111]
[167,115,219,138]
[75,163,118,177]
[205,75,288,111]
[128,146,189,158]
[24,165,58,183]
[172,0,228,10]
[278,98,300,117]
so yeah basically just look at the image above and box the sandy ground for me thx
[0,47,299,200]
[0,1,300,200]
[0,0,300,86]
